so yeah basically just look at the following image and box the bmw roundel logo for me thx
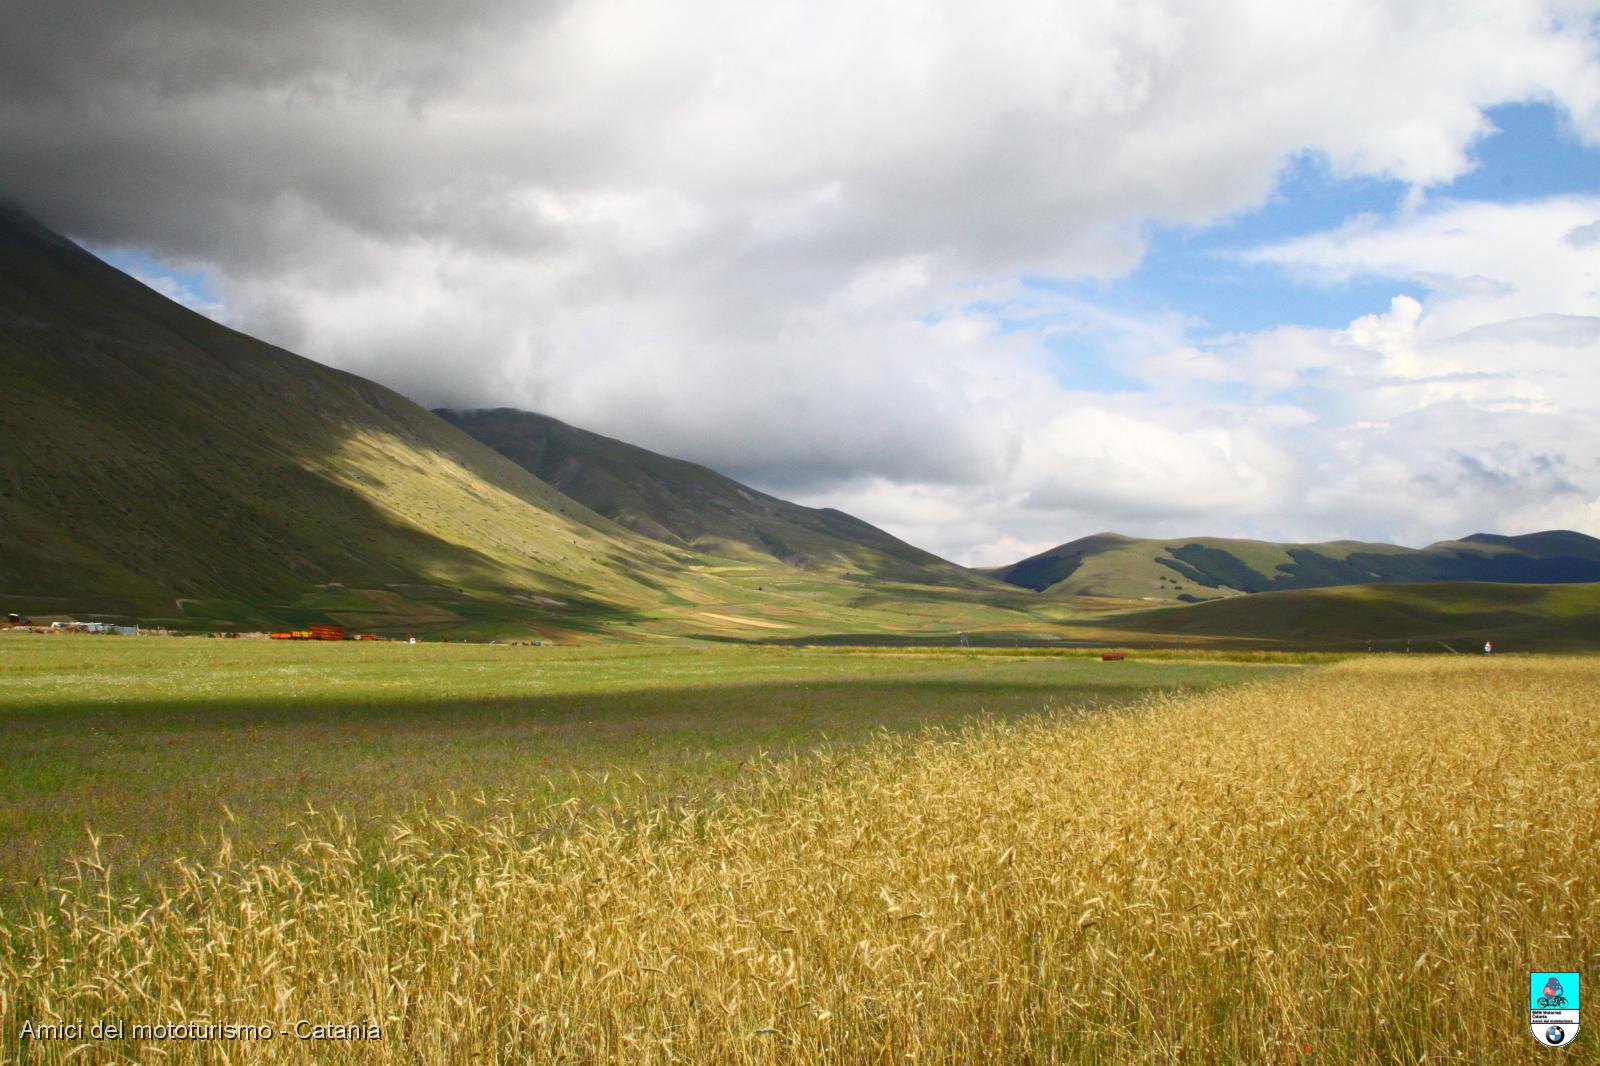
[1546,1025,1566,1045]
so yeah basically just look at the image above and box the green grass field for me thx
[0,634,1284,906]
[5,651,1594,1063]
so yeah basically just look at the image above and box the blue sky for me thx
[94,248,221,311]
[1023,102,1600,397]
[1151,101,1600,334]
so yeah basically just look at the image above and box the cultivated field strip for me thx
[2,657,1596,1063]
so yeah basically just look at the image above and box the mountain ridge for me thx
[6,200,1596,645]
[0,204,1038,640]
[435,407,990,588]
[0,202,750,635]
[990,530,1600,601]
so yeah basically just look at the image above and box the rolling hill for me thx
[0,201,719,635]
[436,407,987,587]
[0,203,1042,641]
[6,199,1594,648]
[989,530,1600,601]
[1092,581,1600,651]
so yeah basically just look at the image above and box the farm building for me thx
[269,624,346,641]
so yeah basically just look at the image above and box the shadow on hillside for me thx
[1103,584,1600,651]
[5,208,1052,635]
[1,211,674,632]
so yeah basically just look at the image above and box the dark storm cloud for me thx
[0,0,569,256]
[1,0,515,98]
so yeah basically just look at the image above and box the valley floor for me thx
[0,636,1272,902]
[4,646,1594,1062]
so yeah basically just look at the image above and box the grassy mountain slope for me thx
[14,200,1590,649]
[0,204,783,634]
[1093,581,1600,651]
[991,530,1600,601]
[0,205,1052,641]
[436,407,992,588]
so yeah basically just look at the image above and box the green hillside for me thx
[8,201,1593,649]
[437,407,989,587]
[0,204,1049,641]
[1094,581,1600,651]
[991,530,1600,601]
[0,203,732,635]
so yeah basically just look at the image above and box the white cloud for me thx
[1218,197,1600,551]
[1249,197,1600,402]
[5,0,1600,562]
[1248,197,1600,332]
[1568,219,1600,248]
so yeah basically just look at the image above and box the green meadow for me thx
[0,635,1286,907]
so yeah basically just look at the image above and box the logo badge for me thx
[1530,972,1580,1047]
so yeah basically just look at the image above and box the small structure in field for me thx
[269,624,346,641]
[46,620,134,634]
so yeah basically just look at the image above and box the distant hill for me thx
[436,407,988,587]
[989,530,1600,601]
[1095,581,1600,651]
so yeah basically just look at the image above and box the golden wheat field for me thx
[3,656,1597,1064]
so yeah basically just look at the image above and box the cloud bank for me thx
[4,0,1599,562]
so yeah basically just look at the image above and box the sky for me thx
[4,1,1599,565]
